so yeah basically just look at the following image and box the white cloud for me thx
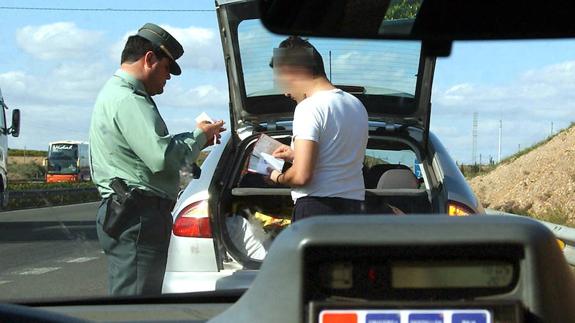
[434,60,575,116]
[157,83,228,110]
[110,25,224,71]
[4,21,232,151]
[0,63,110,107]
[16,22,103,61]
[431,60,575,163]
[9,104,92,150]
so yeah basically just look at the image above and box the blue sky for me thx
[1,0,575,164]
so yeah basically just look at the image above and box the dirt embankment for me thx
[469,125,575,224]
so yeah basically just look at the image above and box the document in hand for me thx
[195,112,215,124]
[247,134,285,175]
[195,112,219,144]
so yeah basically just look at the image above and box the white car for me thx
[162,0,483,294]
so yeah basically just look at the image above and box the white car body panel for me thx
[165,236,219,273]
[163,270,258,294]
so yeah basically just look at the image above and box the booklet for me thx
[247,134,285,175]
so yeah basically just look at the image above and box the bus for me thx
[0,87,21,209]
[45,141,90,183]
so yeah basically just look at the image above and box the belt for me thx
[105,192,176,214]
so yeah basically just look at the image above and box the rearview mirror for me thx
[9,109,20,138]
[259,0,575,42]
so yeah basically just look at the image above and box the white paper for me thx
[247,156,270,175]
[252,134,284,157]
[195,112,215,124]
[260,152,285,172]
[195,112,219,145]
[246,134,286,175]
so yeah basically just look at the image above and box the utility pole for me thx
[472,112,478,165]
[498,119,502,163]
[550,121,554,137]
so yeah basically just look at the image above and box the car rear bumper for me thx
[162,269,258,294]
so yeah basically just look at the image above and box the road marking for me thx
[0,280,11,285]
[64,257,99,263]
[17,267,61,275]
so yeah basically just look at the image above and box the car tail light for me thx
[448,201,475,216]
[173,200,212,238]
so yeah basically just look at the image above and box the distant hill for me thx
[469,124,575,225]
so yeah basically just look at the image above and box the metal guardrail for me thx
[487,209,575,265]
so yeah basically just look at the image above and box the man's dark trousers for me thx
[96,197,173,296]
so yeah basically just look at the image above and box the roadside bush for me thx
[7,188,100,210]
[8,181,95,191]
[8,162,45,181]
[532,205,571,227]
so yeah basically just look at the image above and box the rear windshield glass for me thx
[365,148,419,174]
[238,19,422,98]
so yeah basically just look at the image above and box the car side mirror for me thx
[9,109,20,137]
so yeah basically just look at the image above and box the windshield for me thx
[47,144,78,174]
[1,0,575,315]
[238,20,422,98]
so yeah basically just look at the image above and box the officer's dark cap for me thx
[137,23,184,75]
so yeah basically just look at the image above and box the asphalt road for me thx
[0,202,107,301]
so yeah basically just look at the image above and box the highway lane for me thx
[0,202,108,301]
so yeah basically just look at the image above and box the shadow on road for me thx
[0,221,97,242]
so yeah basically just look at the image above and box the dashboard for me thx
[5,215,575,323]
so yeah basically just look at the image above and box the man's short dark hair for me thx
[121,35,167,64]
[270,36,327,78]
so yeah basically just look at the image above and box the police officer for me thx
[89,23,225,296]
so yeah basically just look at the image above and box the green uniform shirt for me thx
[89,70,207,201]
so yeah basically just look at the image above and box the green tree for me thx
[384,0,422,20]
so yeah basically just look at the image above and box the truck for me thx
[45,141,90,183]
[0,87,21,208]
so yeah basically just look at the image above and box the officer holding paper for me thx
[89,23,225,296]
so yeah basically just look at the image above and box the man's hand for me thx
[197,120,226,147]
[272,144,294,162]
[263,169,281,186]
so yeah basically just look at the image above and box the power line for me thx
[0,6,214,12]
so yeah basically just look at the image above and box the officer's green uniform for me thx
[90,24,207,296]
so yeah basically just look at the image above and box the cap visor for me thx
[170,61,181,75]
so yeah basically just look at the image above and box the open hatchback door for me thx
[216,0,436,148]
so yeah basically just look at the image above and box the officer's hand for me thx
[198,120,226,148]
[272,144,294,162]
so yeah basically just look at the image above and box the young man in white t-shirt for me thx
[268,36,369,222]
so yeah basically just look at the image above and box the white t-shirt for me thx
[291,88,368,202]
